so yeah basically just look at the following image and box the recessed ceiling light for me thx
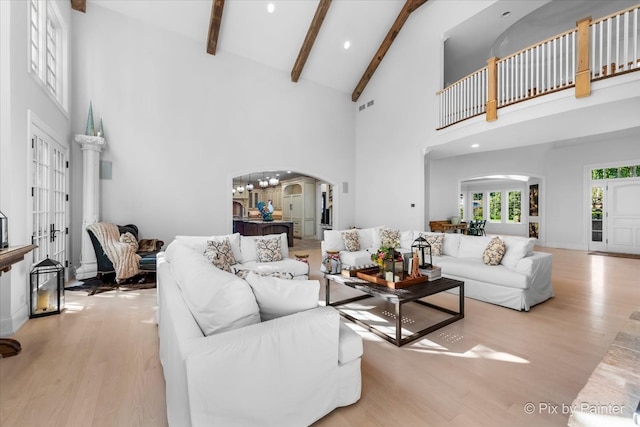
[502,11,511,17]
[343,41,351,50]
[267,3,275,13]
[471,144,480,148]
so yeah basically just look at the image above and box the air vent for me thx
[358,104,365,111]
[367,100,374,107]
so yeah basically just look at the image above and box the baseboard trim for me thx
[0,305,28,338]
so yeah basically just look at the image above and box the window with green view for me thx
[490,192,502,222]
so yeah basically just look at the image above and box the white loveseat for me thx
[321,227,553,311]
[157,237,363,427]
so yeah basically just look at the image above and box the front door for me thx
[607,180,640,254]
[31,124,68,271]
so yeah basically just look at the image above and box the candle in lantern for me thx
[37,289,50,311]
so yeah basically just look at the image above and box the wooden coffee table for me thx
[325,274,464,346]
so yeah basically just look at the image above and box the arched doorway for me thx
[232,170,334,241]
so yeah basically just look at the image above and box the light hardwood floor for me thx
[1,245,638,427]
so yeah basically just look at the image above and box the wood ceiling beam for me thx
[207,0,225,55]
[351,0,429,102]
[70,0,86,13]
[291,0,333,83]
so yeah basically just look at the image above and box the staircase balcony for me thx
[433,4,640,156]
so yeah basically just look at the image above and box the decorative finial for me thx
[96,118,104,138]
[85,101,96,136]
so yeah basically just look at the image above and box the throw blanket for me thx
[87,222,140,282]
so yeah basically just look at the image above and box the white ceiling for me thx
[88,0,406,95]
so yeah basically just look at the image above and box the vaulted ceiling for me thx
[74,0,431,102]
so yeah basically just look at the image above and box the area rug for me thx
[588,251,640,260]
[66,275,156,296]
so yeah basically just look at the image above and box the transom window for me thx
[591,165,640,180]
[29,0,67,111]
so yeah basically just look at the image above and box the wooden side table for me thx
[294,253,309,263]
[0,244,37,358]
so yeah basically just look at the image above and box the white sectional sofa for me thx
[157,235,363,426]
[321,227,554,311]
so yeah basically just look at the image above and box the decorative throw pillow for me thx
[483,237,506,266]
[255,237,283,263]
[204,238,237,272]
[380,229,400,248]
[119,232,139,252]
[342,230,360,252]
[420,233,444,256]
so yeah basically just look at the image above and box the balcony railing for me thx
[437,4,640,129]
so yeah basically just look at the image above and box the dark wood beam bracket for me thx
[207,0,226,55]
[351,0,428,102]
[291,0,333,82]
[70,0,86,13]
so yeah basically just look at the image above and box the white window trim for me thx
[28,0,69,116]
[506,189,523,224]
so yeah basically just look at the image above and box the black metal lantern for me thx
[382,249,404,282]
[411,236,433,269]
[30,258,64,318]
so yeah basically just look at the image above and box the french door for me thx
[31,124,68,270]
[589,179,640,254]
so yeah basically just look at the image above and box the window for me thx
[472,193,483,220]
[592,164,640,180]
[489,192,502,222]
[591,187,603,242]
[29,0,67,110]
[459,193,464,219]
[507,191,522,223]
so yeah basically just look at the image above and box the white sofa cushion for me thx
[245,272,320,321]
[323,230,345,252]
[457,235,492,259]
[165,241,261,335]
[240,233,289,263]
[501,236,535,270]
[442,233,461,257]
[340,250,374,268]
[399,230,415,250]
[437,256,529,289]
[359,227,382,249]
[239,258,310,278]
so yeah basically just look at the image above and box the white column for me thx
[74,135,105,280]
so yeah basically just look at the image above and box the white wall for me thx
[428,136,640,250]
[70,5,356,267]
[0,0,72,336]
[353,1,494,231]
[353,0,639,251]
